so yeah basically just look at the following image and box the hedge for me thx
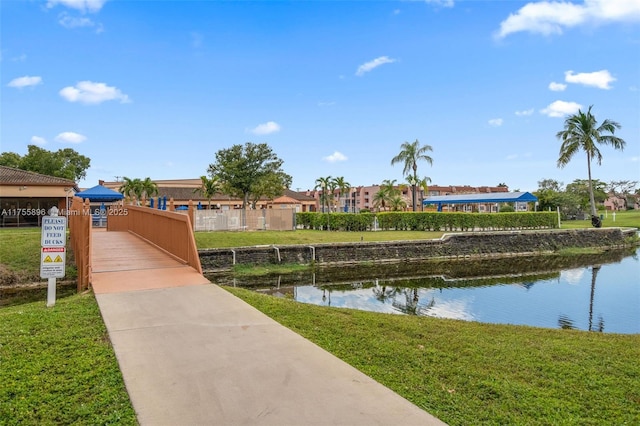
[296,211,557,231]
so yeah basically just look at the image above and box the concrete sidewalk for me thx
[91,231,446,425]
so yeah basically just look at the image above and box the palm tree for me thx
[333,176,351,213]
[314,176,333,213]
[417,176,431,211]
[372,179,399,212]
[389,195,407,211]
[119,177,143,205]
[193,175,220,209]
[557,106,626,225]
[140,177,158,203]
[391,139,434,211]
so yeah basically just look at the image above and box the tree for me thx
[0,145,90,181]
[372,179,400,212]
[193,175,221,209]
[556,106,626,225]
[314,176,333,213]
[249,171,292,208]
[406,176,431,211]
[207,142,290,211]
[391,139,434,212]
[0,152,22,168]
[119,177,144,204]
[389,194,407,211]
[333,176,351,212]
[566,179,606,212]
[140,177,158,202]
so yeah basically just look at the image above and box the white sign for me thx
[41,247,66,278]
[41,216,67,247]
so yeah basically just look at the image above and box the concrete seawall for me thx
[199,228,638,272]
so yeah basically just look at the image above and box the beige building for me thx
[0,166,78,227]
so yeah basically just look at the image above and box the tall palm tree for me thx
[557,106,626,225]
[314,176,332,213]
[391,139,434,212]
[333,176,351,213]
[193,175,220,209]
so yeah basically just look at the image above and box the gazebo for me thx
[75,185,124,226]
[75,185,124,202]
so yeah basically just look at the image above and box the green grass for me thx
[0,293,137,425]
[0,228,75,283]
[195,229,444,248]
[225,286,640,426]
[560,209,640,229]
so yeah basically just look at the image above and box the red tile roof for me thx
[0,166,78,187]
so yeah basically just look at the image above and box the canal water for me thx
[215,247,640,334]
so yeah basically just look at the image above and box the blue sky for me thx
[2,0,639,192]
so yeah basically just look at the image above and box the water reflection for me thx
[210,247,640,334]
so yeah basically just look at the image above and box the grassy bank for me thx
[0,293,136,425]
[195,229,443,248]
[225,286,640,426]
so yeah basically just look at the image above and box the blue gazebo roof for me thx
[76,185,124,202]
[423,191,538,205]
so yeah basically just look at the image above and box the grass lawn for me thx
[225,286,640,426]
[0,293,137,425]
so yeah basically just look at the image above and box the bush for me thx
[296,211,558,231]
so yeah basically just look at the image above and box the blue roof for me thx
[423,191,537,205]
[76,185,124,202]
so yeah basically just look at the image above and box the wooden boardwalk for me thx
[91,229,210,294]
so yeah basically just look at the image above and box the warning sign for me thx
[41,247,66,278]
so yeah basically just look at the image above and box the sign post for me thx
[41,208,67,307]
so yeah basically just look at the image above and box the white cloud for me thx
[7,76,42,88]
[564,69,616,89]
[58,13,95,29]
[515,108,534,116]
[59,81,130,104]
[425,0,455,8]
[496,0,640,39]
[488,118,504,127]
[323,151,348,163]
[317,101,336,107]
[31,136,47,145]
[548,81,567,91]
[55,132,87,144]
[506,154,518,160]
[47,0,107,13]
[355,56,396,76]
[250,121,281,135]
[540,100,583,117]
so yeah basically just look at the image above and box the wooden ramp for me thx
[91,229,210,294]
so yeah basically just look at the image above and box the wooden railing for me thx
[107,202,202,273]
[68,196,92,291]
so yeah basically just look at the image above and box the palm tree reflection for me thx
[558,265,604,332]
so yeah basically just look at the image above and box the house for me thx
[0,166,78,227]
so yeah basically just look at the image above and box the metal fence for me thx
[193,208,295,232]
